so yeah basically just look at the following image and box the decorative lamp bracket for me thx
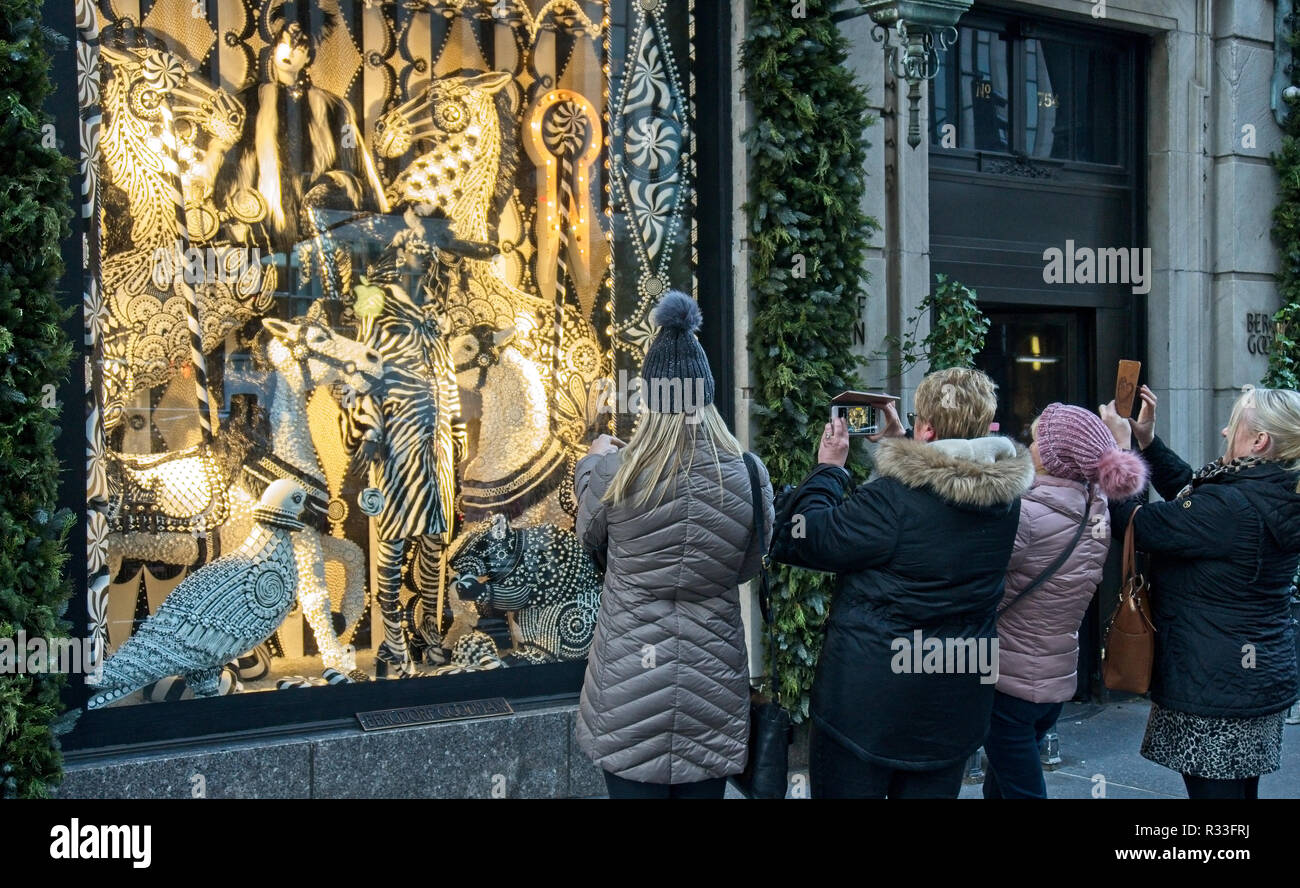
[856,0,973,149]
[871,21,957,149]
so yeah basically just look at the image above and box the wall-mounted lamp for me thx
[836,1,974,148]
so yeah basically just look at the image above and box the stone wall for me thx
[57,704,606,799]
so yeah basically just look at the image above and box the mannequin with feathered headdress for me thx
[214,0,387,276]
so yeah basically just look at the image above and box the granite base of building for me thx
[57,703,607,799]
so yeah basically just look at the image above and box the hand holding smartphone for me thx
[1115,360,1141,418]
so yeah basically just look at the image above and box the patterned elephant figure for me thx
[449,514,602,662]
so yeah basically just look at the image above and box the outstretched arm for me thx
[770,464,900,573]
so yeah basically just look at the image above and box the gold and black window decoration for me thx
[75,0,699,704]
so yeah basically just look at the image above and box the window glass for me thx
[1025,39,1121,164]
[931,26,1009,152]
[77,0,696,705]
[933,23,1124,165]
[1077,47,1120,164]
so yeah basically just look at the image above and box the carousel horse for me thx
[450,324,570,524]
[97,43,274,430]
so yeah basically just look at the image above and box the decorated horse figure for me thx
[450,324,570,525]
[106,316,383,680]
[218,317,385,675]
[97,43,275,430]
[375,69,608,524]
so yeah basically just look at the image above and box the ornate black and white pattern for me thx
[449,514,602,660]
[1141,701,1285,779]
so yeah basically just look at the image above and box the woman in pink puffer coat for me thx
[986,404,1148,798]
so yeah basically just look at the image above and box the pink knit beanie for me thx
[1036,403,1149,499]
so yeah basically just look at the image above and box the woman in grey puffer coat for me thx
[986,404,1147,798]
[575,291,774,799]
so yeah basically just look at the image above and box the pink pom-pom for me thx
[1094,448,1149,500]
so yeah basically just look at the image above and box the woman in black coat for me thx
[771,368,1034,798]
[1102,385,1300,799]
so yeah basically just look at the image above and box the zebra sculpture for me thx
[375,69,608,525]
[341,214,492,678]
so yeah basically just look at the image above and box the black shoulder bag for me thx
[1000,483,1092,618]
[732,452,792,800]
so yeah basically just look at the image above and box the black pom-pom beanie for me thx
[640,290,715,413]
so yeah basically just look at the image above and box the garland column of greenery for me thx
[742,0,878,719]
[1266,26,1300,388]
[0,0,76,797]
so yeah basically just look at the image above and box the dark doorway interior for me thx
[978,308,1091,445]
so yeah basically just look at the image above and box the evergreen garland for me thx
[742,0,878,719]
[0,0,77,797]
[1266,30,1300,389]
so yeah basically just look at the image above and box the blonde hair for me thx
[603,404,744,509]
[1226,387,1300,473]
[914,367,998,440]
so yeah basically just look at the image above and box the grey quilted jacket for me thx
[574,438,774,784]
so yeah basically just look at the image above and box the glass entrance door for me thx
[976,309,1090,445]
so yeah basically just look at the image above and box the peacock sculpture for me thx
[88,479,308,709]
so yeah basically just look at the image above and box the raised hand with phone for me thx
[1100,384,1157,451]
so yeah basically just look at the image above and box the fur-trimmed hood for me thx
[873,436,1034,508]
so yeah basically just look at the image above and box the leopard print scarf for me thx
[1174,454,1273,501]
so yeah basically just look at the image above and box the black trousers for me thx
[809,723,966,799]
[982,691,1064,799]
[602,771,727,799]
[1182,774,1260,800]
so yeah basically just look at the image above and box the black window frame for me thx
[52,0,734,753]
[929,9,1136,173]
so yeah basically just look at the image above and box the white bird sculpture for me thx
[88,479,308,709]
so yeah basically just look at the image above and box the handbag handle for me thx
[1122,504,1143,592]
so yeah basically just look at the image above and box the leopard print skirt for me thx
[1140,701,1284,779]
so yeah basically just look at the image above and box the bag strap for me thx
[1122,504,1143,588]
[742,452,777,691]
[1002,482,1092,618]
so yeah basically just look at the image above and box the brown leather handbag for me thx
[1102,507,1156,694]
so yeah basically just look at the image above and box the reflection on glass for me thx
[80,0,695,705]
[931,26,1009,152]
[1026,40,1120,164]
[934,26,1123,165]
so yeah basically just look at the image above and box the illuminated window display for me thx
[74,0,700,704]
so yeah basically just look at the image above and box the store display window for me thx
[67,0,704,721]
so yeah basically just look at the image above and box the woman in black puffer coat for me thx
[772,368,1034,799]
[1101,385,1300,800]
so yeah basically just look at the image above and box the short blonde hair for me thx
[1228,387,1300,470]
[914,367,998,440]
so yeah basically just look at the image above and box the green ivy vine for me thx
[890,274,990,373]
[742,0,879,720]
[0,0,76,797]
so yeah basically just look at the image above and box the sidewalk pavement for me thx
[760,698,1300,799]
